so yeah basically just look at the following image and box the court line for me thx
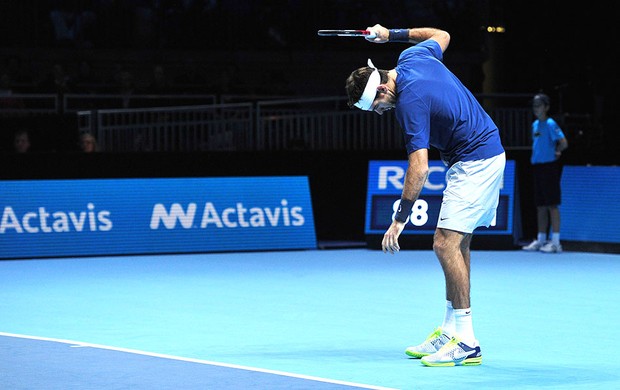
[0,331,398,390]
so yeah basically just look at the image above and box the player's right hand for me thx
[365,24,389,43]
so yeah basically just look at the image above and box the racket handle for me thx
[366,31,377,39]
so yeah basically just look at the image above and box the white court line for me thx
[0,332,397,390]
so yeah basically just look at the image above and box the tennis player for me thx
[345,25,505,366]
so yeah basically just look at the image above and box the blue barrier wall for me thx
[561,166,620,244]
[0,177,316,259]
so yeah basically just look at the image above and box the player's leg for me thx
[459,232,472,289]
[418,154,504,366]
[421,229,481,366]
[409,154,503,365]
[404,229,468,359]
[433,228,469,309]
[434,229,476,342]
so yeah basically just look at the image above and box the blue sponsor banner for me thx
[561,166,620,243]
[365,160,516,235]
[0,177,316,259]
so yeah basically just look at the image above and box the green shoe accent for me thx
[462,356,482,366]
[421,360,454,367]
[421,355,482,367]
[405,349,429,358]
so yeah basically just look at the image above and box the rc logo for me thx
[377,165,446,191]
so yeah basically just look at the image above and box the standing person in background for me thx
[522,93,568,253]
[345,24,505,367]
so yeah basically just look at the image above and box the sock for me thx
[551,232,560,245]
[441,300,455,335]
[454,308,476,345]
[537,232,546,243]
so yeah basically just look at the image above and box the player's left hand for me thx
[382,220,406,254]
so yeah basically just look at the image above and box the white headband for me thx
[354,59,380,111]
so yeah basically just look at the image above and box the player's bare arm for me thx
[402,148,430,201]
[382,149,429,254]
[365,24,450,52]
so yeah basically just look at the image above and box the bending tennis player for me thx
[345,25,505,367]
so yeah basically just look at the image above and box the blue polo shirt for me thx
[531,117,565,164]
[394,40,504,167]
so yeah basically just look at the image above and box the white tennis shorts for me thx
[437,152,506,234]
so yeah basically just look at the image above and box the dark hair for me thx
[532,93,550,106]
[345,67,388,108]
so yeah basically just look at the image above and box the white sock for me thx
[551,232,561,245]
[537,232,546,243]
[441,300,455,335]
[454,308,476,345]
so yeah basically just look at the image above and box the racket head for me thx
[317,29,375,38]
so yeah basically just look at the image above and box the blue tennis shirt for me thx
[531,117,565,164]
[394,40,504,167]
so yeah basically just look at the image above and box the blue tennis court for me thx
[1,248,619,389]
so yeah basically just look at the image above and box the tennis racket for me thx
[317,30,377,39]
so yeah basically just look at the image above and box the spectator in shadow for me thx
[73,60,104,93]
[38,63,74,95]
[79,132,99,152]
[216,63,246,96]
[127,0,160,48]
[13,129,31,153]
[144,64,171,94]
[173,58,206,93]
[113,68,136,108]
[49,0,97,48]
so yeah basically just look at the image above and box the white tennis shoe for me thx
[405,327,451,358]
[421,336,482,366]
[540,241,562,253]
[522,239,545,251]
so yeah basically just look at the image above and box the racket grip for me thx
[365,31,377,39]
